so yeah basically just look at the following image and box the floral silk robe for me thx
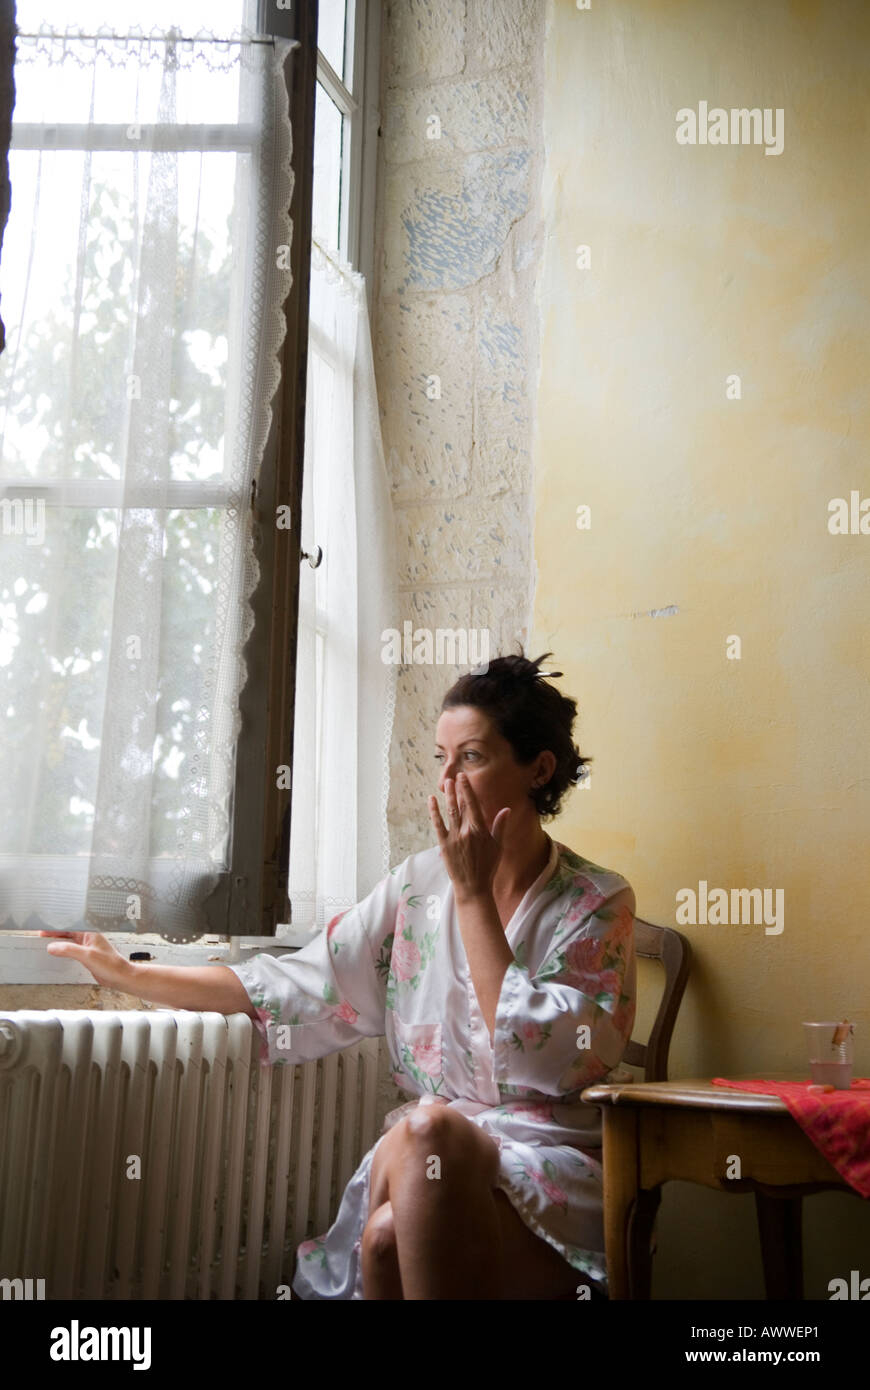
[226,836,637,1298]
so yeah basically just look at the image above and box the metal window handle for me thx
[301,544,323,569]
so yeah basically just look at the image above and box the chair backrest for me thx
[621,917,691,1083]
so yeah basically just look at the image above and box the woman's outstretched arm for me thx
[40,931,258,1018]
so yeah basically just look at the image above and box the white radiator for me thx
[0,1009,380,1299]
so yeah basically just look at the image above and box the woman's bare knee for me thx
[401,1105,500,1186]
[361,1200,397,1262]
[361,1200,403,1299]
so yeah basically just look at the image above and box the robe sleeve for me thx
[224,867,402,1066]
[491,882,637,1096]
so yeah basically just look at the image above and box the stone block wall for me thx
[373,0,546,864]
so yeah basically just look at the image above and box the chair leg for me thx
[626,1187,661,1300]
[754,1191,804,1299]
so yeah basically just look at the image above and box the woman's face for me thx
[434,704,551,831]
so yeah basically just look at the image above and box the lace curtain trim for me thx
[196,36,298,918]
[13,26,299,72]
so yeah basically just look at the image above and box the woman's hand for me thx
[428,773,510,904]
[38,931,136,992]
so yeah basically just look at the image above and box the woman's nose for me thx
[439,760,457,790]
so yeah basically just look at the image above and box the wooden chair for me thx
[557,916,692,1301]
[616,918,692,1297]
[623,917,692,1084]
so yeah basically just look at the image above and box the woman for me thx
[43,651,637,1300]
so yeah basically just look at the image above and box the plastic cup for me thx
[803,1022,854,1089]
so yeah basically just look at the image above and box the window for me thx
[313,0,378,291]
[255,0,383,935]
[0,0,381,943]
[281,0,386,935]
[0,2,301,939]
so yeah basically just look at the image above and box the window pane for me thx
[3,28,261,487]
[15,0,250,37]
[317,0,347,80]
[0,507,115,855]
[312,83,343,252]
[1,150,238,484]
[153,506,225,858]
[0,504,227,859]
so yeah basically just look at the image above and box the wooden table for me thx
[580,1076,856,1300]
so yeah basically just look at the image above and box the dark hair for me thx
[440,649,591,819]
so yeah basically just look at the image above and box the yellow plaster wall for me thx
[532,0,870,1297]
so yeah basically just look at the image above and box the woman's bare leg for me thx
[360,1200,404,1298]
[370,1105,503,1299]
[364,1103,592,1300]
[491,1190,590,1298]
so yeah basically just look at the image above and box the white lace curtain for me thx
[0,28,296,932]
[287,241,399,935]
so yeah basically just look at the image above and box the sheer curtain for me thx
[286,241,399,936]
[0,28,296,932]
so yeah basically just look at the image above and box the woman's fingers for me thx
[44,938,96,971]
[42,931,129,990]
[456,772,483,828]
[45,940,78,959]
[444,776,461,826]
[43,932,83,956]
[428,794,448,843]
